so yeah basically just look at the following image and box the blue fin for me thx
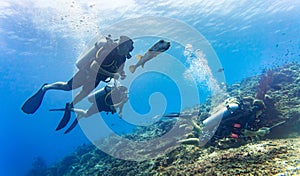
[56,103,71,131]
[64,119,78,134]
[21,84,47,114]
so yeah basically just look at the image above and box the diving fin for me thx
[56,103,72,131]
[21,84,48,114]
[64,118,78,134]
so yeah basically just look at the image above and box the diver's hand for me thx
[120,74,126,80]
[119,70,126,80]
[112,73,120,80]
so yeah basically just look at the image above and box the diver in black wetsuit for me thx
[21,35,134,130]
[22,36,133,113]
[50,84,129,134]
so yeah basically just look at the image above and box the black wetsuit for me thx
[88,86,126,114]
[66,44,126,92]
[95,47,126,84]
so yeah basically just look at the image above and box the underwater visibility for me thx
[0,1,299,176]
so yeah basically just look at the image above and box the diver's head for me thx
[252,99,265,112]
[117,36,134,58]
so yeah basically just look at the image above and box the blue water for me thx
[1,1,299,175]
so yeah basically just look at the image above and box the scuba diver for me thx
[205,97,263,141]
[164,97,270,146]
[200,96,286,144]
[21,35,134,130]
[49,84,129,134]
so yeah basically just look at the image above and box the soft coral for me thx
[255,69,274,100]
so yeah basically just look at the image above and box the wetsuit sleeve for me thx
[119,64,126,74]
[118,97,128,117]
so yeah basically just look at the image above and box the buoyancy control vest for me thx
[87,85,127,114]
[75,36,115,70]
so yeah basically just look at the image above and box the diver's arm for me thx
[118,104,124,117]
[119,103,124,117]
[117,97,128,117]
[117,63,126,80]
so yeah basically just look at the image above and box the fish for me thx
[129,39,170,73]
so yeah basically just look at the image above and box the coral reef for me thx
[27,157,47,176]
[33,137,300,176]
[226,63,300,136]
[28,63,300,176]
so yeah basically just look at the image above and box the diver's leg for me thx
[71,104,99,119]
[70,88,92,107]
[60,73,100,129]
[42,81,72,91]
[70,77,101,107]
[43,71,85,91]
[63,105,96,134]
[85,103,100,117]
[55,71,91,130]
[22,77,77,114]
[52,70,101,133]
[62,99,98,134]
[72,108,88,118]
[58,89,89,126]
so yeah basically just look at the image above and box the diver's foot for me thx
[41,83,49,92]
[67,103,74,111]
[64,118,79,134]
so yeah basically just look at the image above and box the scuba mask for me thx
[118,35,134,58]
